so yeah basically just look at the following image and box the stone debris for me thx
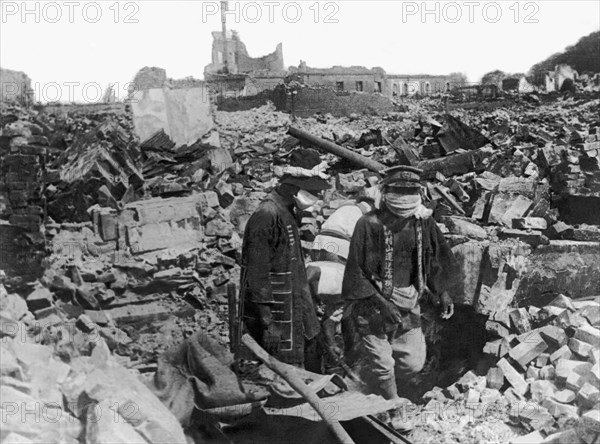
[1,80,600,444]
[0,282,187,444]
[414,293,600,442]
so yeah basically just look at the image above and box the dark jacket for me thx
[342,208,457,330]
[238,191,320,365]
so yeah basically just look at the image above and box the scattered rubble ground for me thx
[1,90,600,444]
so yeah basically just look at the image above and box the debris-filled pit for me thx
[1,87,599,444]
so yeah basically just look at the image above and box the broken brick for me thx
[498,177,537,196]
[530,380,556,403]
[540,325,568,349]
[508,333,548,370]
[540,365,556,380]
[510,308,532,335]
[578,305,600,327]
[457,371,486,392]
[497,358,528,395]
[550,345,573,363]
[569,337,594,357]
[580,409,600,433]
[484,338,510,357]
[480,388,501,404]
[26,286,53,312]
[555,359,593,384]
[549,294,575,310]
[486,366,505,390]
[500,196,534,227]
[554,309,588,330]
[590,364,600,388]
[542,398,579,419]
[486,321,511,339]
[518,402,553,431]
[512,217,548,230]
[205,218,234,237]
[574,324,600,346]
[498,228,549,246]
[536,353,550,368]
[526,365,540,380]
[444,383,462,400]
[578,382,600,408]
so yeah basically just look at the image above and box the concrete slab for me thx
[131,87,213,146]
[516,240,600,305]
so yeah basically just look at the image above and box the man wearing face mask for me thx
[342,166,456,402]
[235,148,330,370]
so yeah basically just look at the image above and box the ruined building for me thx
[502,75,535,94]
[543,64,579,92]
[204,30,286,97]
[205,30,284,75]
[285,63,453,98]
[287,65,388,94]
[0,67,34,104]
[204,31,454,100]
[386,74,452,96]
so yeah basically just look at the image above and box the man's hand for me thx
[328,344,344,361]
[440,291,454,320]
[263,323,282,354]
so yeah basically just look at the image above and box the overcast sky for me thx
[1,1,599,102]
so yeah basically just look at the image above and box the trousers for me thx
[361,327,426,383]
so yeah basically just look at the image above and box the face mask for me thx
[383,193,422,218]
[384,193,421,207]
[293,189,319,210]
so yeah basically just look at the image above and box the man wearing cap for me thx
[342,166,456,400]
[236,148,330,369]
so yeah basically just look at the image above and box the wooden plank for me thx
[242,334,355,444]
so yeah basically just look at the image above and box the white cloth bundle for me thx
[272,161,330,180]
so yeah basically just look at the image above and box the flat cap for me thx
[380,165,423,188]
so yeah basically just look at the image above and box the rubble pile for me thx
[411,294,599,444]
[0,283,187,443]
[47,117,144,222]
[1,91,600,444]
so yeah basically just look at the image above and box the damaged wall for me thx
[129,66,168,92]
[277,86,394,117]
[288,65,453,98]
[501,76,535,93]
[130,86,214,146]
[387,74,451,96]
[1,67,33,104]
[205,30,285,76]
[516,241,600,306]
[204,31,286,99]
[555,64,578,91]
[110,193,210,253]
[206,73,286,100]
[289,65,387,95]
[238,42,284,73]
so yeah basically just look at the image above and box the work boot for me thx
[388,404,416,433]
[378,377,400,400]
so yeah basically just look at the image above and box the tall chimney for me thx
[220,1,229,74]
